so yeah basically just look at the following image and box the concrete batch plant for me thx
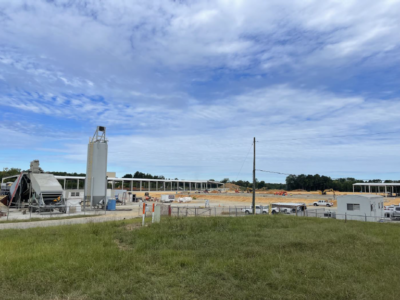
[4,160,65,211]
[1,126,224,210]
[84,126,108,207]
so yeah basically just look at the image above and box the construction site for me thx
[2,126,400,226]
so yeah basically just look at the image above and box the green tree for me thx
[0,168,22,183]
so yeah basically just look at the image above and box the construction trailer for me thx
[7,160,66,212]
[336,194,384,222]
[271,202,307,213]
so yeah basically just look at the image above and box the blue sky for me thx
[1,0,400,182]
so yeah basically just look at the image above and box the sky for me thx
[0,0,400,182]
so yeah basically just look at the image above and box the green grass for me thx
[1,216,400,299]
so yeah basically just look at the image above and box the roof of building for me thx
[272,202,306,206]
[2,174,223,185]
[353,183,400,186]
[338,194,383,199]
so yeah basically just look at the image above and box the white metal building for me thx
[352,183,400,197]
[2,175,224,192]
[336,194,384,222]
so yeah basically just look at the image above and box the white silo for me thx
[84,126,108,206]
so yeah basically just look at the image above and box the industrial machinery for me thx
[7,160,66,212]
[0,182,13,196]
[274,191,288,196]
[84,126,108,207]
[318,189,336,199]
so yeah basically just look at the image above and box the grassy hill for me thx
[1,216,400,299]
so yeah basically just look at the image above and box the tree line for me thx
[0,168,22,183]
[123,171,166,179]
[285,174,400,192]
[220,178,286,190]
[3,167,398,192]
[221,175,400,192]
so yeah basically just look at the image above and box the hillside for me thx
[1,216,400,299]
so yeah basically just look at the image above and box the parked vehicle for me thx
[178,197,192,203]
[271,202,307,214]
[161,194,175,203]
[280,207,292,214]
[274,191,287,196]
[384,205,399,211]
[323,211,336,218]
[312,200,333,207]
[389,206,400,220]
[242,205,279,215]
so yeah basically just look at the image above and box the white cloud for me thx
[2,85,399,180]
[0,0,399,84]
[0,0,400,180]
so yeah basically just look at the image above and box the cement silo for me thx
[84,126,108,206]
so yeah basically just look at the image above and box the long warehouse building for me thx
[352,182,400,197]
[2,175,224,192]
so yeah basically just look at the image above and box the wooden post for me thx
[252,137,256,215]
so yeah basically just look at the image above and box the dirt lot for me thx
[133,191,400,207]
[191,194,335,206]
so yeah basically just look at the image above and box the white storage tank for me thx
[84,126,108,206]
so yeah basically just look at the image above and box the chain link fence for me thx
[169,206,249,217]
[162,205,393,223]
[0,205,108,222]
[1,202,395,224]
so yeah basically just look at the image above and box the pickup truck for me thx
[312,200,333,207]
[386,206,400,220]
[242,205,279,215]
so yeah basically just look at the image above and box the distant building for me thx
[337,194,384,222]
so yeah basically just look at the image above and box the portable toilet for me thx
[107,199,116,211]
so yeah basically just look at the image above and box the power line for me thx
[235,142,253,181]
[256,169,394,181]
[256,169,293,176]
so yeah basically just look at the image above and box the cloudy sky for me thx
[1,0,400,182]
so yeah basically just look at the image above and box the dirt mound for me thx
[261,189,287,194]
[225,183,240,190]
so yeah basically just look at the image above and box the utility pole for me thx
[252,137,256,215]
